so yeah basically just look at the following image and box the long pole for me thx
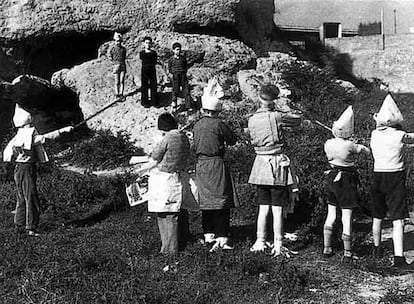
[381,8,385,50]
[393,9,397,34]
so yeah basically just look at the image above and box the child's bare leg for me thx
[251,205,270,252]
[115,72,121,95]
[372,218,382,247]
[271,205,283,255]
[323,204,336,255]
[341,208,353,257]
[392,219,404,257]
[119,71,126,96]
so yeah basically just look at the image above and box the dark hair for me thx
[157,113,178,131]
[259,84,280,101]
[143,36,152,43]
[172,42,182,50]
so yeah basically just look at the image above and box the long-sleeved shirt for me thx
[3,127,49,163]
[168,55,188,74]
[248,108,301,154]
[150,130,190,173]
[139,50,157,69]
[371,126,414,172]
[324,138,370,167]
[193,116,237,158]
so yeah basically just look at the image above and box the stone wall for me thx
[325,34,414,93]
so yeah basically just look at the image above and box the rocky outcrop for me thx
[237,52,300,109]
[0,75,82,135]
[99,30,255,73]
[47,30,255,152]
[0,0,274,49]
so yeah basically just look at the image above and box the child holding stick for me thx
[3,104,73,236]
[248,84,302,257]
[322,106,370,262]
[370,94,414,269]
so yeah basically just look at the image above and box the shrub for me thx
[69,129,144,170]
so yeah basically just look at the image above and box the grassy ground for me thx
[1,166,414,304]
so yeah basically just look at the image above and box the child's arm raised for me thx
[34,126,73,144]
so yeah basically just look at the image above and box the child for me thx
[322,106,370,262]
[193,78,237,251]
[370,94,414,268]
[167,42,192,112]
[145,113,193,255]
[108,32,127,98]
[3,104,73,236]
[248,84,302,257]
[139,36,158,108]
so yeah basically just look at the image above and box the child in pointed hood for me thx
[323,105,370,263]
[370,94,414,269]
[192,77,238,251]
[3,103,73,237]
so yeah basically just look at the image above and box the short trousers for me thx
[257,184,289,206]
[113,63,126,74]
[371,170,408,220]
[324,167,359,209]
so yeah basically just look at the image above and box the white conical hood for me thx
[374,94,403,126]
[13,104,32,127]
[332,105,354,138]
[201,77,224,111]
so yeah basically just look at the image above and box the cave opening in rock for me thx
[173,22,242,41]
[17,31,113,80]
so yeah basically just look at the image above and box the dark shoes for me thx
[322,251,335,258]
[393,256,412,270]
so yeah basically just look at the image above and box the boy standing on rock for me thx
[109,32,127,98]
[248,84,302,257]
[370,94,414,269]
[3,104,73,237]
[193,78,237,251]
[140,36,158,108]
[322,106,370,263]
[168,42,192,112]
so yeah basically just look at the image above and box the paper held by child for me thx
[125,175,149,207]
[129,155,151,165]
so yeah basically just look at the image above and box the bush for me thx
[69,129,144,170]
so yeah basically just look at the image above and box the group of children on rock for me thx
[3,32,413,271]
[109,32,191,112]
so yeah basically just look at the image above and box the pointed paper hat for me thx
[332,105,354,138]
[374,94,403,126]
[201,77,224,111]
[13,103,32,127]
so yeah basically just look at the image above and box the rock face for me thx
[0,75,82,136]
[0,0,277,148]
[237,52,299,109]
[0,0,274,50]
[53,30,256,152]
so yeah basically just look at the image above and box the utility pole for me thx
[393,9,397,34]
[381,8,385,50]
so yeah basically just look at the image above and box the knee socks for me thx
[323,225,333,254]
[342,233,352,257]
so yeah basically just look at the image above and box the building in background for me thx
[274,0,414,44]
